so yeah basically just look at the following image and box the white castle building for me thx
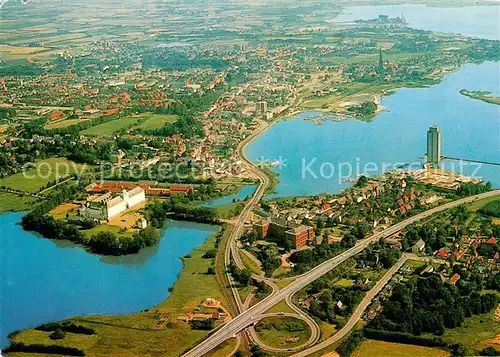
[81,186,146,220]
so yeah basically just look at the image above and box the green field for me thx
[0,192,40,214]
[81,223,134,238]
[214,201,244,219]
[205,338,238,357]
[467,193,500,212]
[9,227,229,357]
[353,339,449,357]
[255,316,311,349]
[303,94,341,108]
[136,113,179,130]
[80,113,178,136]
[439,310,500,351]
[80,117,138,136]
[0,158,87,193]
[275,279,294,289]
[318,321,336,340]
[333,279,355,287]
[264,299,296,315]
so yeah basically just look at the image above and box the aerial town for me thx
[0,0,499,357]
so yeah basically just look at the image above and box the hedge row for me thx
[363,328,447,347]
[3,342,85,356]
[35,322,95,335]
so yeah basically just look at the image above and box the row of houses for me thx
[87,181,194,197]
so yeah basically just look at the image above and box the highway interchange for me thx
[183,122,500,356]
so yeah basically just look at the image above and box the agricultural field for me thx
[0,45,47,60]
[352,339,449,357]
[9,228,229,357]
[0,158,87,193]
[49,203,79,219]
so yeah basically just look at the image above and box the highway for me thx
[218,119,271,350]
[182,189,500,357]
[244,287,321,353]
[247,310,320,354]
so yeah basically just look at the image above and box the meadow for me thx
[255,316,311,349]
[0,192,39,214]
[80,117,139,136]
[0,158,86,193]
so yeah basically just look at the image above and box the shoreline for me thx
[3,223,227,355]
[252,61,488,132]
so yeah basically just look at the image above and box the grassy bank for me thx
[8,227,233,357]
[466,193,500,212]
[0,192,39,214]
[239,250,263,276]
[261,167,279,195]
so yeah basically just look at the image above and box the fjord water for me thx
[331,4,500,40]
[0,212,218,347]
[246,62,500,198]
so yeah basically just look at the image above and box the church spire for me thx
[378,47,384,72]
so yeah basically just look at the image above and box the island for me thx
[460,89,500,105]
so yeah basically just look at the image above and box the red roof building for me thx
[49,111,65,120]
[438,248,448,258]
[450,273,461,285]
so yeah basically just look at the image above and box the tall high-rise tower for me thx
[427,126,442,166]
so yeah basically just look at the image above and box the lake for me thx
[201,184,257,208]
[330,4,500,41]
[0,212,218,348]
[246,61,500,198]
